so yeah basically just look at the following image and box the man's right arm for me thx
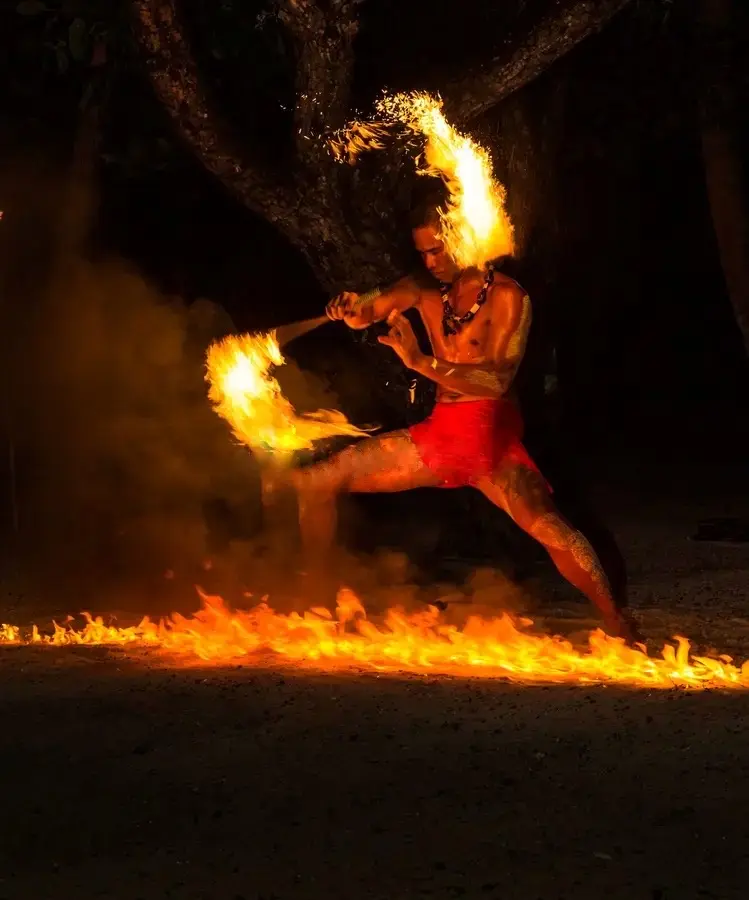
[326,276,421,330]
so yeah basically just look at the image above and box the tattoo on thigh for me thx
[504,465,549,509]
[295,431,419,491]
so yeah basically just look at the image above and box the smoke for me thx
[0,153,337,611]
[0,150,538,626]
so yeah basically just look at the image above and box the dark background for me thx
[0,0,747,605]
[3,8,749,899]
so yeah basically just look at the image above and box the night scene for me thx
[1,0,748,897]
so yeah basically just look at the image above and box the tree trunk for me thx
[442,0,633,123]
[129,0,635,294]
[129,0,409,294]
[697,0,749,355]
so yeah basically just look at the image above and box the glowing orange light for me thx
[331,91,514,269]
[205,332,369,457]
[3,591,748,689]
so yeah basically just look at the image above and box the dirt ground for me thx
[2,460,749,900]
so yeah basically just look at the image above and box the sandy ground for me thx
[1,462,749,900]
[1,654,749,900]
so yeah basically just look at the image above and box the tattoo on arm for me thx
[464,363,515,393]
[418,358,509,398]
[464,369,500,390]
[419,358,516,398]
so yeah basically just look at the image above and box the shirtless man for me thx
[292,190,642,643]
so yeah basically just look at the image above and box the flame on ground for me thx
[205,332,370,457]
[331,91,514,270]
[2,590,748,689]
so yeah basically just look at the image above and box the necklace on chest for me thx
[439,264,495,337]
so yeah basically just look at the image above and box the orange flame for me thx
[205,332,370,456]
[3,592,748,689]
[331,91,514,270]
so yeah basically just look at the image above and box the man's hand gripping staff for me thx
[274,287,383,348]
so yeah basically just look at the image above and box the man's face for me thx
[412,224,459,283]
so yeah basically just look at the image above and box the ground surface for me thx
[1,459,749,900]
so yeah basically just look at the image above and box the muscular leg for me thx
[475,464,642,643]
[292,430,440,564]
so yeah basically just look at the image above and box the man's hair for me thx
[408,179,449,230]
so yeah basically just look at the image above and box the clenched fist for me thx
[325,292,360,322]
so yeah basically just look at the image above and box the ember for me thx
[2,591,748,689]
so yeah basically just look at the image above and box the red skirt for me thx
[408,398,547,489]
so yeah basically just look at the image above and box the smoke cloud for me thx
[0,150,534,626]
[0,153,340,614]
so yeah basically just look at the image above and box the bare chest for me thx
[417,288,494,363]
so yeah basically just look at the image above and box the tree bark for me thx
[443,0,633,124]
[696,0,749,355]
[130,0,406,292]
[130,0,635,293]
[277,0,360,168]
[130,2,293,222]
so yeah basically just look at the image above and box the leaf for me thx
[68,17,88,62]
[16,0,47,13]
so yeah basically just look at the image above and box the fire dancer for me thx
[292,187,642,644]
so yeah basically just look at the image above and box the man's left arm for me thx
[388,282,531,399]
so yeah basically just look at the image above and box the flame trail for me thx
[205,332,370,458]
[331,91,514,270]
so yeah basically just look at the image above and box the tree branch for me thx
[130,0,296,225]
[442,0,634,124]
[276,0,361,170]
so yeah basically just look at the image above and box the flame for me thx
[331,91,514,270]
[329,120,391,165]
[3,591,748,689]
[205,332,370,456]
